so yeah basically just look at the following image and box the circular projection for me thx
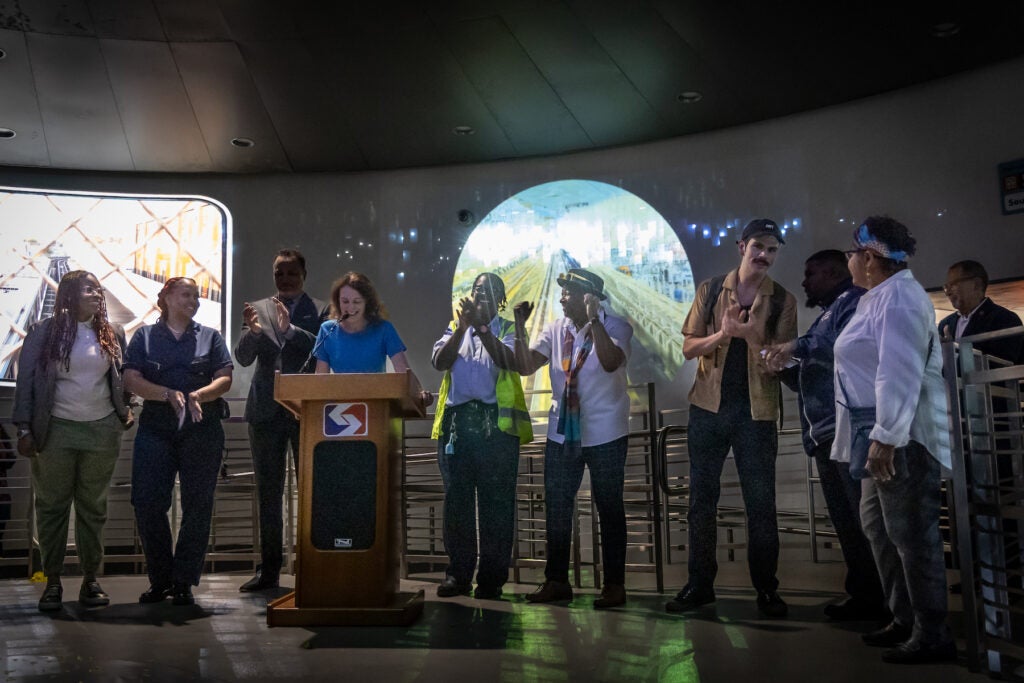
[450,179,695,411]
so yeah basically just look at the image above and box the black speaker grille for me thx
[311,440,377,551]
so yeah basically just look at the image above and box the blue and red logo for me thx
[323,402,369,437]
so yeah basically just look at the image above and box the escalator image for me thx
[448,180,697,413]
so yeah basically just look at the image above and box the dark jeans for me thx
[686,403,779,593]
[131,416,224,587]
[812,440,884,606]
[249,409,300,578]
[860,441,951,646]
[543,436,628,586]
[436,401,520,588]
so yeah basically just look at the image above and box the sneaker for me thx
[171,583,195,606]
[665,584,715,613]
[881,639,957,664]
[756,591,788,618]
[593,584,626,610]
[526,580,573,604]
[79,580,110,607]
[38,583,63,612]
[473,584,503,600]
[862,621,913,647]
[436,576,472,598]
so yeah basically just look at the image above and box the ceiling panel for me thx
[4,0,94,36]
[154,0,230,41]
[87,0,166,40]
[171,41,291,172]
[100,38,212,171]
[217,0,297,41]
[27,33,133,170]
[239,40,367,172]
[440,14,592,157]
[0,29,50,167]
[503,3,664,147]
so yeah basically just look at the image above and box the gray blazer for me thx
[233,293,328,423]
[12,317,132,450]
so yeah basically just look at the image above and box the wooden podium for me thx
[267,371,425,627]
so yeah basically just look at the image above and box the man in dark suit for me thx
[939,260,1023,363]
[234,249,328,591]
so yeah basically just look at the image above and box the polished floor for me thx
[0,556,986,683]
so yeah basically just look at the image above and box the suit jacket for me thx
[234,292,328,423]
[938,297,1024,364]
[12,318,131,450]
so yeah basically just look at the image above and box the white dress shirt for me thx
[831,270,951,470]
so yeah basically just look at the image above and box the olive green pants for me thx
[31,413,122,576]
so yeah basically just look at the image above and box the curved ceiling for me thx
[0,0,1022,174]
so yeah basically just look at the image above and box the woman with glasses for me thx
[12,271,133,611]
[833,217,955,664]
[123,277,233,606]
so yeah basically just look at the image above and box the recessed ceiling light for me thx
[452,125,475,136]
[0,128,16,139]
[231,137,255,148]
[930,21,960,38]
[677,91,703,104]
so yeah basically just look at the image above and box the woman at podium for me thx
[312,272,432,404]
[123,277,234,607]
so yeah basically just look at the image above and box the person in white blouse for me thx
[832,216,955,665]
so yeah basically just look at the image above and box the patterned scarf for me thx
[556,323,593,455]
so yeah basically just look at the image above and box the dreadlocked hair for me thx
[43,271,120,371]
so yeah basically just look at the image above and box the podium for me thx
[267,371,426,627]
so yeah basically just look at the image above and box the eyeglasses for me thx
[942,275,979,295]
[81,284,104,295]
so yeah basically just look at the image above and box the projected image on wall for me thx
[0,188,229,382]
[450,179,695,411]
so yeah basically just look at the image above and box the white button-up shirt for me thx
[831,269,951,470]
[532,310,633,447]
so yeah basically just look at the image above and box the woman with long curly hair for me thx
[12,270,133,611]
[123,277,233,607]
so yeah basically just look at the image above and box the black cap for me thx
[556,268,607,301]
[738,218,785,245]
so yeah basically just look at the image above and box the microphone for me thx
[340,312,352,321]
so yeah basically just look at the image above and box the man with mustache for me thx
[431,272,531,600]
[234,249,328,592]
[763,250,886,621]
[515,268,633,609]
[667,219,797,618]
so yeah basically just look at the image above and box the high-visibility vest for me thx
[431,319,533,445]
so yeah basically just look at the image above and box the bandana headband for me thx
[855,224,908,263]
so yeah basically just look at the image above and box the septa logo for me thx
[323,402,369,437]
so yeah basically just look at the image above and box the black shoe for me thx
[239,567,279,592]
[436,576,472,598]
[757,591,788,618]
[79,580,110,607]
[593,584,626,610]
[526,580,573,604]
[139,583,172,604]
[171,583,195,606]
[881,640,957,664]
[862,621,913,647]
[38,583,63,612]
[824,598,888,621]
[665,584,715,613]
[473,584,503,600]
